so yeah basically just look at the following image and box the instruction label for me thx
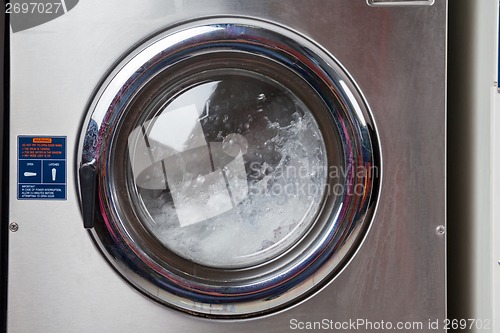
[18,136,67,200]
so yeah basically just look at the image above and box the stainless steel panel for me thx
[7,0,446,332]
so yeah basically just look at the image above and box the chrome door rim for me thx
[78,17,381,318]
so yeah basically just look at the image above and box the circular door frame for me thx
[77,16,382,318]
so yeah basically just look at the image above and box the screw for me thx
[9,222,19,232]
[436,225,446,236]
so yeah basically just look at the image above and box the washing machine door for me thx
[78,17,380,318]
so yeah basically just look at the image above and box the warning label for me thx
[18,136,67,200]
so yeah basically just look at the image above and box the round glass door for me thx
[131,70,328,269]
[78,17,380,318]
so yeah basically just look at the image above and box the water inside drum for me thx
[127,71,328,269]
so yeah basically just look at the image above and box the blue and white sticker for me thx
[17,136,67,200]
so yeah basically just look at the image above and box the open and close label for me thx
[17,136,67,200]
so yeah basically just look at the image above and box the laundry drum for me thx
[78,17,380,318]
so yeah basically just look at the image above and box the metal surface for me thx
[493,87,500,333]
[0,4,7,327]
[447,1,496,330]
[7,0,447,332]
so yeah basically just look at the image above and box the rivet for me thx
[9,222,19,232]
[435,225,446,236]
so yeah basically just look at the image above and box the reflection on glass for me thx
[127,70,328,268]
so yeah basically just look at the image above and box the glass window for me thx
[127,69,328,268]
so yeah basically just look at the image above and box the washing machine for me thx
[4,0,447,332]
